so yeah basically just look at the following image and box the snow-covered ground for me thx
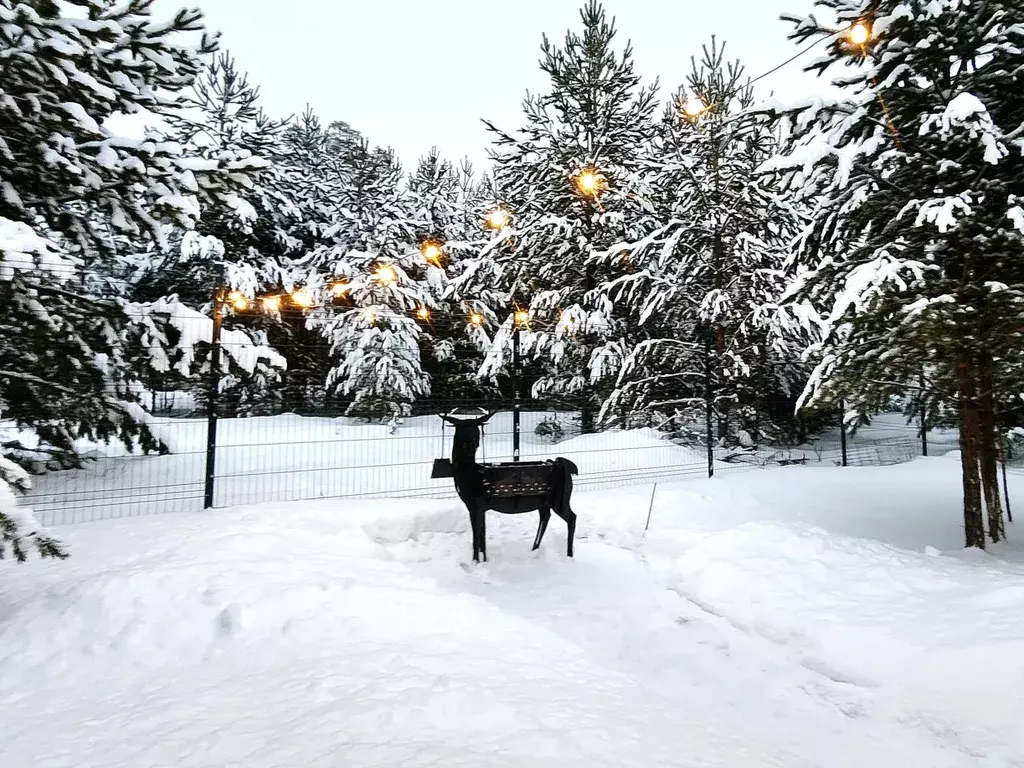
[14,409,957,526]
[3,454,1022,767]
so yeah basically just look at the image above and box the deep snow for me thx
[2,455,1022,767]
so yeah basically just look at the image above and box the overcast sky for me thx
[159,0,832,170]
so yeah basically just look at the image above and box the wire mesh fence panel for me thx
[22,415,207,526]
[12,310,962,526]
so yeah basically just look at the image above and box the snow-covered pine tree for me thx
[243,109,351,412]
[448,172,523,401]
[280,109,349,256]
[407,149,462,249]
[765,0,1024,547]
[455,160,493,245]
[304,141,442,419]
[0,0,267,558]
[120,51,300,415]
[130,51,296,307]
[600,40,807,447]
[406,150,497,406]
[447,170,511,332]
[482,0,660,432]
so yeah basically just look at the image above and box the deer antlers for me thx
[439,407,494,427]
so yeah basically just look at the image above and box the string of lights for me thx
[675,19,871,119]
[216,287,553,333]
[6,18,871,339]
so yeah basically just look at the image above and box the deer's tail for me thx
[555,457,579,476]
[553,458,578,518]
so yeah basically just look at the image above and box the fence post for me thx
[203,288,225,509]
[704,327,714,478]
[512,324,521,462]
[839,400,848,467]
[1002,453,1012,524]
[919,370,928,457]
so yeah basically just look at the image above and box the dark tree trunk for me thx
[955,359,986,549]
[977,353,1005,542]
[580,397,596,435]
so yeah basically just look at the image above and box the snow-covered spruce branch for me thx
[0,458,66,562]
[0,370,80,396]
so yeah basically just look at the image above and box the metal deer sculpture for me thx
[435,410,578,563]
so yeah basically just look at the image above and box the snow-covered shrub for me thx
[535,418,565,442]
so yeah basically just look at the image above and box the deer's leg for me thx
[532,507,551,551]
[479,507,488,563]
[553,505,577,558]
[469,506,482,563]
[565,508,577,558]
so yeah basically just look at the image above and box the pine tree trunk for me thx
[955,359,986,548]
[977,353,1005,542]
[581,397,596,435]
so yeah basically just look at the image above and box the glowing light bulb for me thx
[848,21,871,46]
[514,309,530,327]
[376,265,397,286]
[421,242,443,264]
[291,288,314,308]
[576,170,600,195]
[227,291,248,311]
[486,209,510,230]
[330,281,349,297]
[683,97,706,118]
[261,296,281,313]
[469,313,484,326]
[417,306,430,320]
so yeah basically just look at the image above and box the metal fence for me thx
[9,310,960,526]
[22,404,720,526]
[21,409,960,527]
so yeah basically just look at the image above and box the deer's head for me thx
[441,410,493,465]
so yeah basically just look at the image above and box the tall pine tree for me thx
[0,0,266,558]
[767,0,1024,547]
[304,141,443,418]
[482,1,659,431]
[602,41,807,446]
[130,51,296,307]
[408,150,495,407]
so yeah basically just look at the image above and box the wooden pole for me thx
[705,329,714,478]
[920,370,928,457]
